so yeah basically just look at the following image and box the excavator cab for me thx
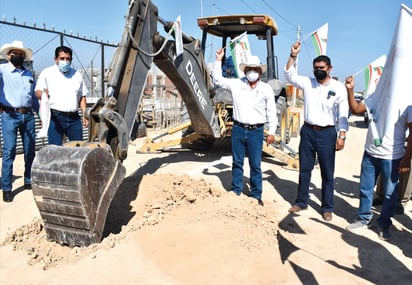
[198,15,280,81]
[197,14,296,144]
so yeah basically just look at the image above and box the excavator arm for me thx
[152,30,220,139]
[31,0,219,247]
[87,0,158,160]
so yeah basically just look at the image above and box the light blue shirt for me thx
[0,61,37,110]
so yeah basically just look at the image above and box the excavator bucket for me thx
[31,144,126,247]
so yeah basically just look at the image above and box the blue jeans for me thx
[231,124,264,198]
[358,151,399,228]
[1,111,36,191]
[295,124,337,213]
[48,111,82,145]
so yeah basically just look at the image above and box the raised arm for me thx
[286,41,300,70]
[345,75,366,115]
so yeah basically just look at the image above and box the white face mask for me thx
[246,70,260,83]
[58,60,71,73]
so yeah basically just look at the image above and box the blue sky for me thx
[1,0,410,91]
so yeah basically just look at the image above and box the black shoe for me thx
[377,226,392,241]
[24,183,32,190]
[372,197,383,206]
[395,205,404,215]
[3,191,13,202]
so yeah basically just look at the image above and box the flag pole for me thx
[300,32,311,42]
[300,22,327,42]
[352,68,364,77]
[222,31,247,50]
[291,25,301,108]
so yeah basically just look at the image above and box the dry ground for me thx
[0,114,411,285]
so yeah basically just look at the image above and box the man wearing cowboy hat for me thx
[0,40,39,202]
[213,48,277,205]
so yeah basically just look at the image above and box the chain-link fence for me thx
[1,20,185,157]
[0,19,118,156]
[1,19,118,97]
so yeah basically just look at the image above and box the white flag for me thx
[228,32,252,77]
[172,15,183,57]
[364,4,412,146]
[364,54,386,97]
[37,90,50,138]
[310,23,328,56]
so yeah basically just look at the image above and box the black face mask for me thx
[314,70,328,81]
[10,54,25,67]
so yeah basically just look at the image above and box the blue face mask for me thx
[58,60,71,73]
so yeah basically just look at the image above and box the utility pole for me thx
[200,0,203,17]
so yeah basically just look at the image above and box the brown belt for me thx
[304,121,334,131]
[0,105,30,114]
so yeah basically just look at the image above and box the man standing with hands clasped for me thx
[35,46,88,146]
[213,48,278,205]
[284,41,349,221]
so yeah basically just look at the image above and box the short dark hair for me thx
[55,46,72,58]
[313,55,331,66]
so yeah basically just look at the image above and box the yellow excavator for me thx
[31,0,300,247]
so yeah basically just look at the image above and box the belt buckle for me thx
[244,124,251,130]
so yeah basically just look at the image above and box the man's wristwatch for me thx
[338,136,346,141]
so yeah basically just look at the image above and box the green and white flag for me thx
[172,15,183,57]
[228,32,252,77]
[364,54,386,97]
[310,23,328,56]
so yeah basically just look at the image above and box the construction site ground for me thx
[0,113,411,285]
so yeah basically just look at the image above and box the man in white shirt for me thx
[284,41,349,221]
[213,48,277,204]
[345,76,411,241]
[35,46,88,145]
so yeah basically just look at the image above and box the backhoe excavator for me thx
[31,0,300,247]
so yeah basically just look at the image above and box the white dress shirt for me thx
[35,64,88,112]
[284,63,349,132]
[213,60,278,135]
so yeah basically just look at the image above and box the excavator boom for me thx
[31,0,221,247]
[32,0,163,247]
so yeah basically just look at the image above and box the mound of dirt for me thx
[2,174,280,274]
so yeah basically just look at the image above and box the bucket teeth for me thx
[31,145,125,247]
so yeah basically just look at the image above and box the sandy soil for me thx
[0,114,411,285]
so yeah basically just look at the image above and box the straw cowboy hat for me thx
[239,55,267,73]
[0,40,33,61]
